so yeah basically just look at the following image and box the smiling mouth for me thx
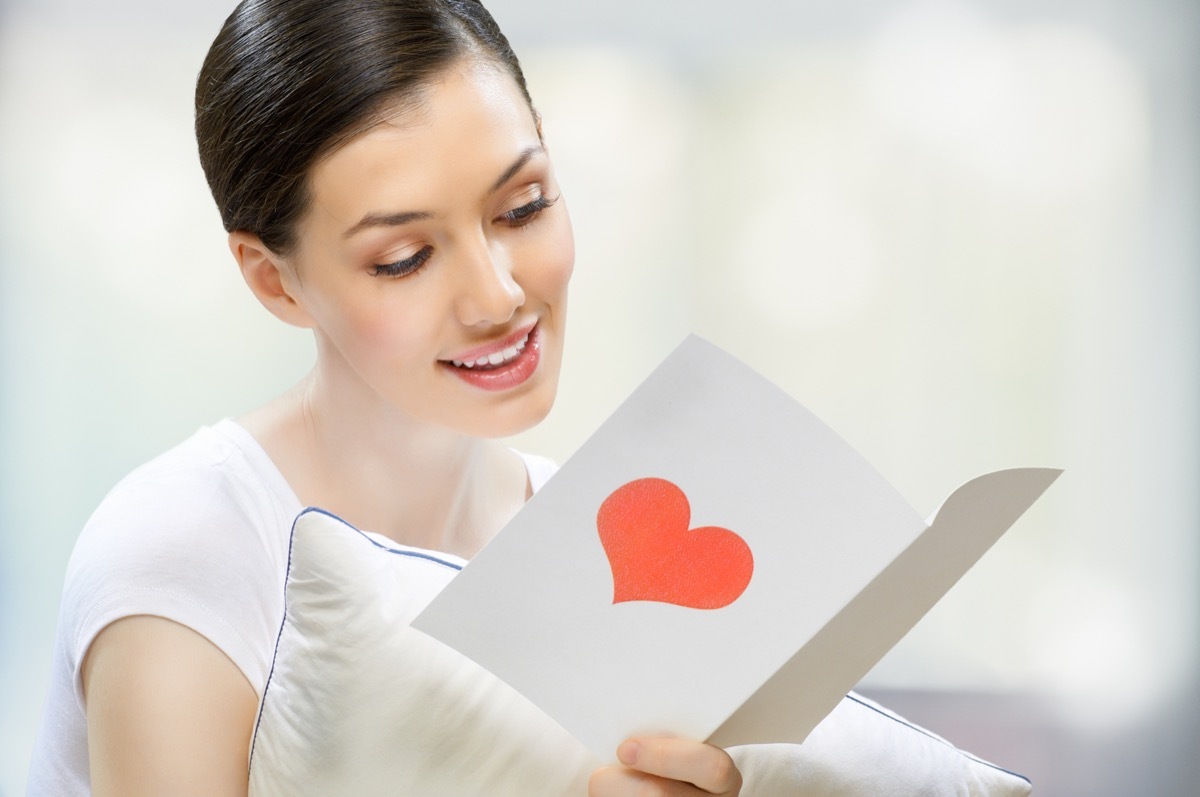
[447,330,530,371]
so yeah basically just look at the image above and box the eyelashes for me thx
[372,244,433,278]
[371,193,559,279]
[500,193,556,225]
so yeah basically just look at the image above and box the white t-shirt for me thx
[26,419,556,796]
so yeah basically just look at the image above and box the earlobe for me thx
[228,232,315,329]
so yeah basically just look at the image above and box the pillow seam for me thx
[845,693,1032,786]
[247,506,466,775]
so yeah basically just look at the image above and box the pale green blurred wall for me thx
[2,1,1197,795]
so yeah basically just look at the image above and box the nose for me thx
[454,238,525,327]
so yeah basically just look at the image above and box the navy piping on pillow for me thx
[247,506,464,774]
[844,693,1032,786]
[299,506,467,570]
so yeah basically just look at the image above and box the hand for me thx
[588,737,742,796]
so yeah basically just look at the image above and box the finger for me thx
[588,765,705,797]
[616,738,742,795]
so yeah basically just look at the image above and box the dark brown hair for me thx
[195,0,532,255]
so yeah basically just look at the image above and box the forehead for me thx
[305,60,540,227]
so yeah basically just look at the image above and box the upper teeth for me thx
[450,333,528,369]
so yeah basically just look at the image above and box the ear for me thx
[229,231,315,329]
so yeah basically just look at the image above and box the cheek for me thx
[353,309,405,351]
[320,287,434,358]
[521,216,575,300]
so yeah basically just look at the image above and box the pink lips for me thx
[441,324,541,392]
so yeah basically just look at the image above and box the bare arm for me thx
[83,615,259,797]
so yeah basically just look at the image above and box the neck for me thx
[240,365,528,559]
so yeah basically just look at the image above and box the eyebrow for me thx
[342,144,546,239]
[487,144,543,195]
[342,209,434,239]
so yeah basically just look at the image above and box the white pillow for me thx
[247,507,598,796]
[248,508,1032,797]
[732,694,1032,796]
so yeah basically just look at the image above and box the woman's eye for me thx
[372,245,432,278]
[499,194,557,227]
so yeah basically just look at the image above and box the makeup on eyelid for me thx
[370,193,558,278]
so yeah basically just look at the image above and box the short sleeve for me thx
[59,428,296,708]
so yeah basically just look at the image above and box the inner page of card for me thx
[413,335,928,758]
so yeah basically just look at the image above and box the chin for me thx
[468,382,559,440]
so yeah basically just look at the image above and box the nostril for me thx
[457,260,524,327]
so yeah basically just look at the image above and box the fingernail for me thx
[617,740,640,766]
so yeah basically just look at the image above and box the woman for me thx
[27,0,742,794]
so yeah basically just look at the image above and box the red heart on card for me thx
[596,477,753,610]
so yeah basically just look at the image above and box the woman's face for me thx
[281,60,574,438]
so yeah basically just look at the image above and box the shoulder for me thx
[513,449,558,493]
[69,420,295,567]
[59,420,301,691]
[93,419,292,513]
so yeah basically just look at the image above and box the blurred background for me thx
[1,0,1196,794]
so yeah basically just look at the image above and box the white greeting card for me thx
[412,335,1059,759]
